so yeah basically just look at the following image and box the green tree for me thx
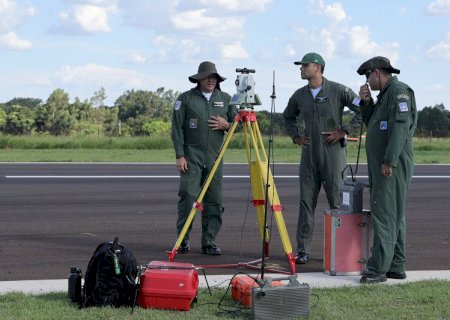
[4,98,42,110]
[5,105,35,135]
[103,106,120,136]
[0,108,6,130]
[36,89,76,135]
[114,88,178,136]
[417,104,450,137]
[70,97,94,121]
[90,87,107,108]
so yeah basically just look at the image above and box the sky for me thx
[1,0,450,112]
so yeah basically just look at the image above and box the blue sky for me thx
[1,0,450,111]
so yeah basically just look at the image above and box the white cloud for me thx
[426,41,450,60]
[152,35,201,62]
[221,43,249,59]
[0,0,36,33]
[0,31,32,50]
[171,9,245,38]
[53,3,117,34]
[55,64,154,88]
[285,44,296,58]
[308,0,347,23]
[425,83,446,92]
[347,25,379,56]
[347,25,400,62]
[126,53,147,64]
[196,0,272,12]
[427,0,450,15]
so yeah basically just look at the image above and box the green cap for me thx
[294,52,325,66]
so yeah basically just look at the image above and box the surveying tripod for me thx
[166,69,296,274]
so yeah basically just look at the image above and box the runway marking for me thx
[5,175,450,179]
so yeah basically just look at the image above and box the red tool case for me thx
[138,261,199,311]
[324,209,371,275]
[230,274,284,307]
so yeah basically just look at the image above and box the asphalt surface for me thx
[1,163,449,281]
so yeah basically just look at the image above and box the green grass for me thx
[0,135,448,163]
[1,280,449,319]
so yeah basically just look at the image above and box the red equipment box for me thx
[324,209,371,275]
[138,261,199,311]
[231,275,284,307]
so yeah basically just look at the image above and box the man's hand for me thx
[208,116,230,131]
[382,164,393,177]
[293,136,310,147]
[176,156,188,173]
[322,129,347,144]
[359,83,372,106]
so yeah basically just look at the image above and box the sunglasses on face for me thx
[365,69,374,79]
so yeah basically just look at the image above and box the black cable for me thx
[260,70,277,280]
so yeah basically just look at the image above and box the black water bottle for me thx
[68,266,82,303]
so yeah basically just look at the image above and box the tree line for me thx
[0,88,449,137]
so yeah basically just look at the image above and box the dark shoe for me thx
[177,240,190,254]
[201,245,221,256]
[295,251,310,264]
[386,271,407,279]
[360,273,387,284]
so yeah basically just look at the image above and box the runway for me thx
[1,163,449,281]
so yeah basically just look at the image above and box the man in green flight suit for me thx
[283,52,362,264]
[171,61,235,256]
[357,56,417,284]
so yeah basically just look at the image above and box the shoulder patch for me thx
[397,93,409,100]
[345,87,350,93]
[399,101,409,112]
[174,100,182,110]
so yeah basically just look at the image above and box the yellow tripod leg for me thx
[167,118,240,261]
[245,118,297,273]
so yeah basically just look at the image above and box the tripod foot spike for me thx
[287,252,297,274]
[166,250,177,262]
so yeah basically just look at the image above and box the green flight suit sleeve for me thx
[361,102,375,127]
[384,88,416,167]
[224,92,236,129]
[341,87,362,135]
[171,94,187,159]
[283,93,301,140]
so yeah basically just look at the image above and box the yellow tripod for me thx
[166,108,296,274]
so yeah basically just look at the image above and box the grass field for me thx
[0,135,449,163]
[1,280,449,320]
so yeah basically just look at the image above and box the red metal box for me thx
[231,275,283,307]
[324,209,371,275]
[138,260,199,311]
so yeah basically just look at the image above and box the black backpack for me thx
[82,237,138,307]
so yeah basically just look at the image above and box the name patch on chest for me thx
[190,119,197,129]
[213,102,224,108]
[316,96,328,103]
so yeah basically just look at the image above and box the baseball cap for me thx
[294,52,325,66]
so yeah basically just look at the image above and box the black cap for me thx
[357,56,400,75]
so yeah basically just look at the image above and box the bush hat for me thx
[189,61,226,83]
[294,52,325,66]
[357,56,400,75]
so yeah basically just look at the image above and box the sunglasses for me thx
[365,69,374,79]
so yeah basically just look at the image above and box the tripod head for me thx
[230,67,262,109]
